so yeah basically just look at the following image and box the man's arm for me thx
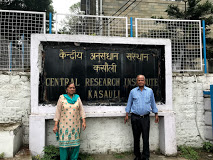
[124,91,133,123]
[150,90,159,123]
[154,113,159,123]
[124,112,129,124]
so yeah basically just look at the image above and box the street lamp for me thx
[183,0,187,19]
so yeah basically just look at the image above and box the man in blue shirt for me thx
[125,75,159,160]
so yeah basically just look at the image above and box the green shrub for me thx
[41,145,60,160]
[178,145,199,160]
[0,152,4,159]
[32,155,41,160]
[203,141,213,152]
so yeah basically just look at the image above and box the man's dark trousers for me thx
[131,113,150,159]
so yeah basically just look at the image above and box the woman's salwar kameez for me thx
[54,94,86,160]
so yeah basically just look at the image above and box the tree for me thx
[166,0,213,24]
[165,0,213,59]
[69,2,81,14]
[0,0,54,37]
[0,0,54,19]
[58,2,82,34]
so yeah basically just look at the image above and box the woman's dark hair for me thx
[65,82,75,89]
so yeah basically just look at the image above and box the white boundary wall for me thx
[1,73,212,150]
[29,35,176,156]
[0,72,30,144]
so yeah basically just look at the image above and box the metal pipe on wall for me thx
[100,0,102,15]
[96,0,99,15]
[100,0,103,35]
[130,17,133,37]
[22,34,24,70]
[49,12,52,34]
[202,20,207,73]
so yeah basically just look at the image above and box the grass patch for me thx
[79,153,94,160]
[113,152,133,159]
[178,145,199,160]
[113,153,125,159]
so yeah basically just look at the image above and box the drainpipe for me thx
[96,0,99,16]
[99,0,103,35]
[100,0,102,15]
[130,17,133,37]
[49,12,52,34]
[202,20,207,73]
[9,42,12,71]
[22,34,24,70]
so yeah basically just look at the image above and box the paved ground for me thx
[80,153,187,160]
[2,147,213,160]
[2,147,187,160]
[2,147,31,160]
[3,153,187,160]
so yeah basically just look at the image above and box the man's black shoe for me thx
[142,158,149,160]
[134,157,142,160]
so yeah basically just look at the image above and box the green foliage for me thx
[165,0,213,59]
[203,141,213,152]
[41,145,60,160]
[178,145,199,160]
[79,153,94,160]
[32,145,60,160]
[58,2,81,34]
[0,0,54,19]
[69,2,81,14]
[32,154,41,160]
[166,0,213,25]
[113,153,125,159]
[113,152,133,159]
[165,4,185,19]
[0,152,4,159]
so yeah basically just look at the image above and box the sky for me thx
[52,0,80,14]
[52,0,80,30]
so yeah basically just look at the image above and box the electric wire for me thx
[103,0,137,34]
[123,0,143,17]
[112,0,132,16]
[93,0,137,35]
[106,0,141,35]
[116,0,137,17]
[89,0,138,36]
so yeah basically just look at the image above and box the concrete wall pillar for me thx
[159,112,177,155]
[29,115,45,156]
